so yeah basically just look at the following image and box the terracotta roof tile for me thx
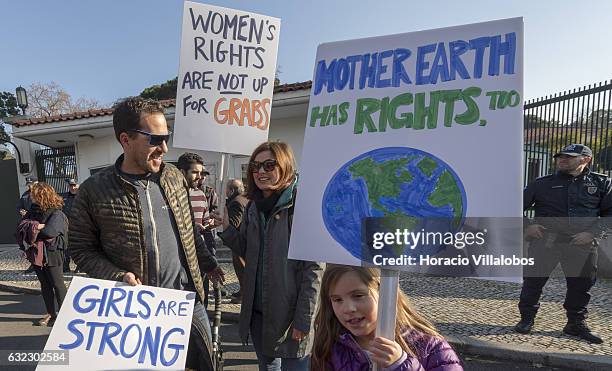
[10,82,313,128]
[274,80,312,93]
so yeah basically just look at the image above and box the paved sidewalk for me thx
[1,244,610,370]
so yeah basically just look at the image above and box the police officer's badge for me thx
[587,186,598,194]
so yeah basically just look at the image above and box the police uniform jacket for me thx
[524,167,612,237]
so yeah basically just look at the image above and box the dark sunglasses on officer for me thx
[128,129,172,146]
[249,159,277,173]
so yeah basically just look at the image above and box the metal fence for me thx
[35,146,77,193]
[524,80,612,186]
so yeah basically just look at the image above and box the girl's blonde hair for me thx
[30,182,64,211]
[311,264,440,370]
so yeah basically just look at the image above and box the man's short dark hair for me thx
[177,152,204,171]
[112,97,165,142]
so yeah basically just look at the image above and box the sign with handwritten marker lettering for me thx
[37,276,195,370]
[173,1,281,155]
[289,18,524,267]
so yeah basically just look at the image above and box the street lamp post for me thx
[0,139,29,173]
[0,86,31,173]
[15,86,28,115]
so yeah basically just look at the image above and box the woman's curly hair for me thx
[30,182,64,211]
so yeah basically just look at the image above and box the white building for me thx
[9,82,311,197]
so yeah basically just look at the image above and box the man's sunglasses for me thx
[128,129,172,146]
[249,159,277,173]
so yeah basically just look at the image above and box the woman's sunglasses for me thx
[128,129,172,146]
[249,159,277,173]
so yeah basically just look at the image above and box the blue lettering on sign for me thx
[416,43,437,85]
[312,32,517,95]
[177,301,189,317]
[449,41,471,80]
[121,324,143,358]
[160,328,185,366]
[59,319,186,367]
[72,285,155,319]
[62,285,191,366]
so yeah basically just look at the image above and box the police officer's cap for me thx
[25,177,36,184]
[65,178,78,185]
[553,144,593,158]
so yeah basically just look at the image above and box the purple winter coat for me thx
[328,330,463,371]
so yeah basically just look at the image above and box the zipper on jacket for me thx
[145,181,161,286]
[346,334,374,370]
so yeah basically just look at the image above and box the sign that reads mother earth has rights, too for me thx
[173,1,281,154]
[289,18,524,267]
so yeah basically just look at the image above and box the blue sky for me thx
[2,0,612,107]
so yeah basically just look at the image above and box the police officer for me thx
[515,144,611,344]
[61,178,79,272]
[16,177,36,217]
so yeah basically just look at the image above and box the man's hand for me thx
[36,223,46,230]
[525,224,546,239]
[291,328,306,342]
[367,336,403,368]
[19,209,27,217]
[571,232,595,246]
[211,208,229,230]
[195,222,206,233]
[207,267,225,285]
[123,272,142,286]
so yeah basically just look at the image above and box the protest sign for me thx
[288,18,524,271]
[173,1,281,155]
[37,276,195,370]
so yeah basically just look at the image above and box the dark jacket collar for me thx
[113,154,166,183]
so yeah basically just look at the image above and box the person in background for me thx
[17,177,37,274]
[201,170,219,216]
[61,178,79,272]
[517,144,611,344]
[178,152,218,307]
[16,177,36,218]
[214,141,323,371]
[224,178,248,304]
[18,182,68,327]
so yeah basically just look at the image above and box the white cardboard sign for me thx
[289,18,524,266]
[37,276,195,370]
[173,1,281,155]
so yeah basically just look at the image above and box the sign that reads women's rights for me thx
[37,277,195,370]
[173,1,281,155]
[288,18,524,267]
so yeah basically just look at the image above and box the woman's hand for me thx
[367,336,403,368]
[36,223,45,230]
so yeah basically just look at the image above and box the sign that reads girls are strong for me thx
[289,18,524,267]
[37,277,195,371]
[173,1,281,155]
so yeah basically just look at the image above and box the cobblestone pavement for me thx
[400,273,612,357]
[1,245,611,364]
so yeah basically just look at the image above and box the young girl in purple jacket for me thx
[311,265,463,371]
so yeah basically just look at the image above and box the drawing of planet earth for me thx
[322,147,467,260]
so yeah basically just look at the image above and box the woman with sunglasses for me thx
[215,141,323,371]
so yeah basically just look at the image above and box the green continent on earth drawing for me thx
[322,147,467,258]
